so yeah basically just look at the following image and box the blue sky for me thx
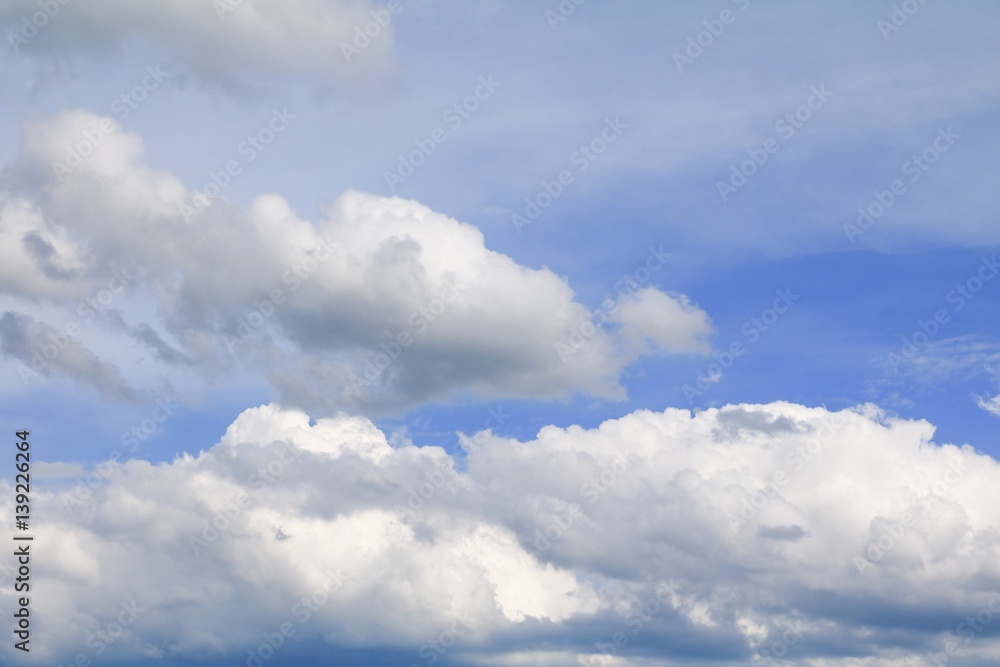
[1,1,1000,665]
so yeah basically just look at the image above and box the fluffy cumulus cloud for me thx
[2,401,999,665]
[0,111,712,412]
[1,0,393,87]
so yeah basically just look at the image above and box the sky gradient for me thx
[1,1,999,665]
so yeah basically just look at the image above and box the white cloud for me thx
[0,111,713,412]
[3,401,1000,664]
[868,336,1000,400]
[978,394,1000,417]
[974,363,1000,418]
[612,287,712,356]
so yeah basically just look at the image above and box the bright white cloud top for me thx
[1,402,997,665]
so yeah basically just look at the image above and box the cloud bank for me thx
[2,401,998,665]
